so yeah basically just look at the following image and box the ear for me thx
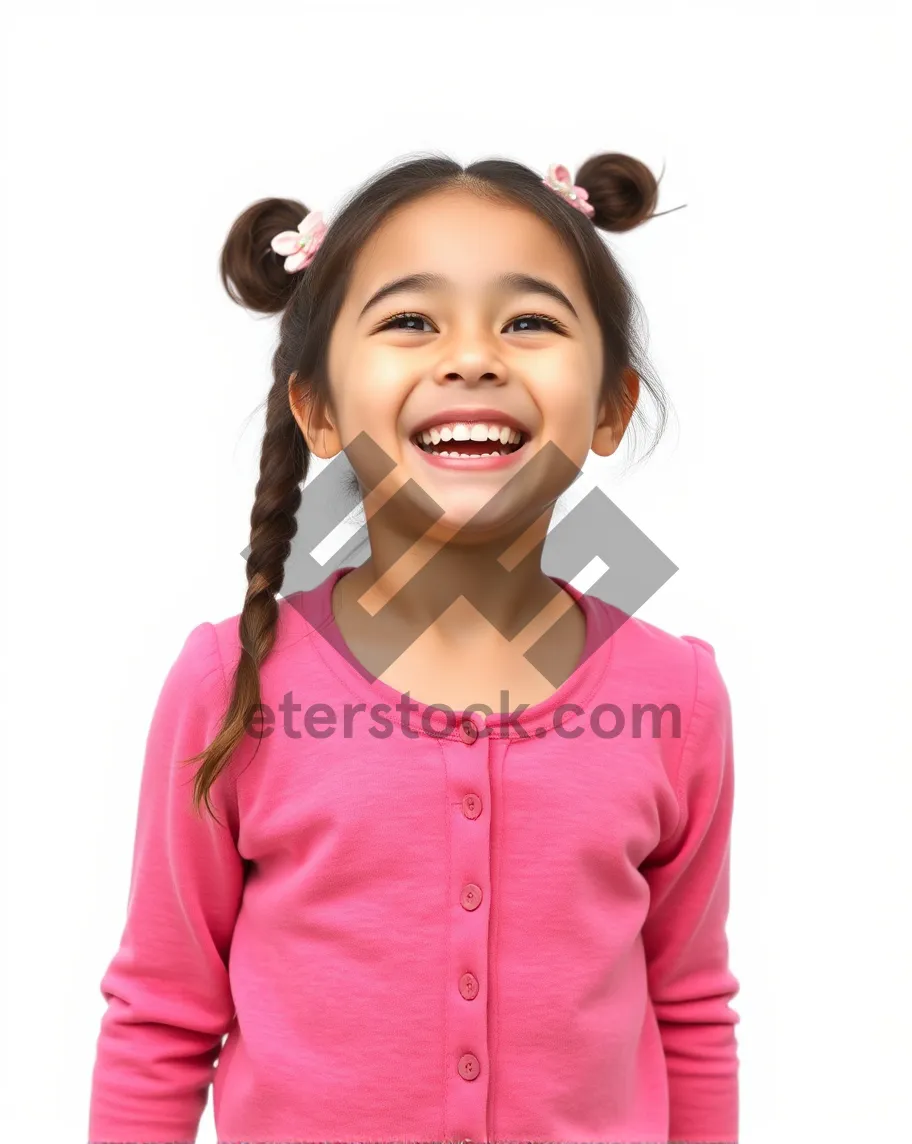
[287,372,342,459]
[590,367,640,458]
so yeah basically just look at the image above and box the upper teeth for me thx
[416,422,523,446]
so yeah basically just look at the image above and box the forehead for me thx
[347,188,584,298]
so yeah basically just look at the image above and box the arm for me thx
[641,635,741,1143]
[88,622,245,1144]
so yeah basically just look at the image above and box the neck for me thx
[340,508,568,649]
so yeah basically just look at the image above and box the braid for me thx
[187,384,309,820]
[240,385,307,663]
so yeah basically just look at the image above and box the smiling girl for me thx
[88,153,740,1144]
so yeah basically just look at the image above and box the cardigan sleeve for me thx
[88,622,245,1144]
[641,635,741,1144]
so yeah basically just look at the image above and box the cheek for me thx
[537,369,600,459]
[554,416,598,466]
[332,360,407,448]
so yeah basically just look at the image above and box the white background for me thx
[2,2,910,1141]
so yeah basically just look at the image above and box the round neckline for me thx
[295,565,618,742]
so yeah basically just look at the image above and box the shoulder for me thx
[586,595,725,699]
[158,594,327,765]
[610,610,733,791]
[202,588,327,680]
[582,598,731,790]
[161,620,226,704]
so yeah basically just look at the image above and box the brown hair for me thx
[186,150,679,820]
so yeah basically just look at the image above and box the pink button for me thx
[457,1052,480,1080]
[458,717,478,743]
[459,972,479,1000]
[460,883,482,910]
[462,793,481,819]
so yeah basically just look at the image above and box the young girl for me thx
[88,152,740,1144]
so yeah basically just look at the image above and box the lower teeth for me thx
[428,449,511,457]
[416,442,521,458]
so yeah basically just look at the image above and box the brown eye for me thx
[506,313,568,334]
[376,312,433,333]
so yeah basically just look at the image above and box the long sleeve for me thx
[641,635,741,1143]
[88,622,245,1144]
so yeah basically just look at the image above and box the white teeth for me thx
[415,421,524,446]
[436,451,509,458]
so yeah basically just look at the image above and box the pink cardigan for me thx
[88,566,740,1143]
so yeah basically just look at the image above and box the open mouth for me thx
[410,422,529,459]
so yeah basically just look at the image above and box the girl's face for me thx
[293,188,632,538]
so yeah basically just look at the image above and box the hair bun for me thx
[220,196,312,314]
[573,153,661,233]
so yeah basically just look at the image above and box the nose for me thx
[433,330,507,388]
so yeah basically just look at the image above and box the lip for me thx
[407,406,532,439]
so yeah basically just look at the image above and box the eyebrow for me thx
[357,272,579,322]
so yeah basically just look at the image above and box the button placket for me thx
[450,709,487,1139]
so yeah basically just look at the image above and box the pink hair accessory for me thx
[542,163,595,218]
[270,210,328,273]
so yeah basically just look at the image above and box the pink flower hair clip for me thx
[542,163,595,218]
[270,210,328,273]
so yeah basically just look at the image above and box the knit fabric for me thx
[88,565,740,1143]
